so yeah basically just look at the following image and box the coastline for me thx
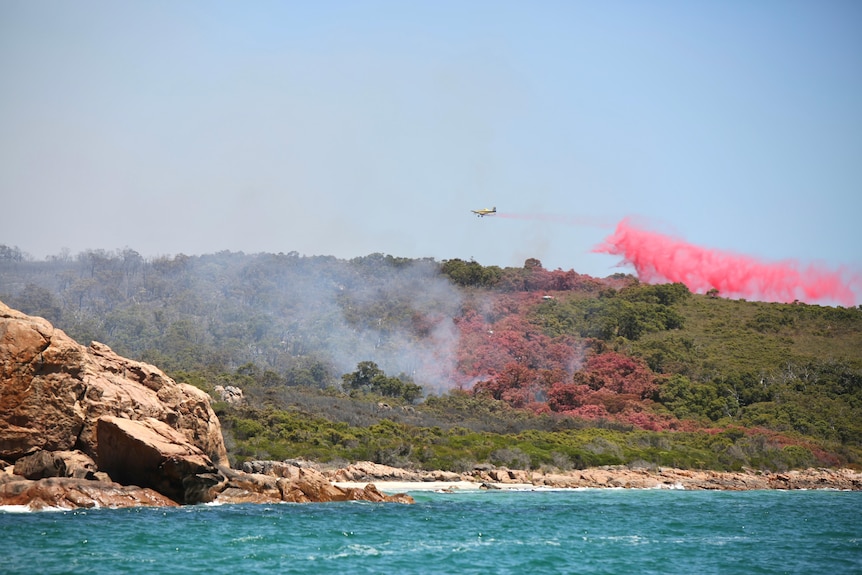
[328,463,862,493]
[333,480,534,492]
[2,464,859,512]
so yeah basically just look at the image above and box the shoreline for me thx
[333,480,536,492]
[2,466,859,512]
[328,463,862,493]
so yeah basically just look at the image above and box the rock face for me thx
[96,416,224,504]
[0,301,227,464]
[0,301,413,508]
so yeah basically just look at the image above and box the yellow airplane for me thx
[471,206,497,217]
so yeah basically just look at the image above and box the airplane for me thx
[471,206,496,217]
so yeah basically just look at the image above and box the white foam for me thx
[0,505,33,513]
[0,504,66,513]
[653,482,686,490]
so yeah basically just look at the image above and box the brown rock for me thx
[430,470,462,482]
[11,449,98,481]
[96,416,221,504]
[54,450,99,479]
[328,461,424,482]
[217,465,282,501]
[217,466,414,504]
[13,450,67,479]
[528,466,862,491]
[241,459,307,479]
[213,486,280,505]
[0,301,226,464]
[218,463,415,504]
[488,469,508,482]
[353,484,413,504]
[0,476,178,510]
[282,467,348,502]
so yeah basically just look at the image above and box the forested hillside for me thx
[2,245,860,471]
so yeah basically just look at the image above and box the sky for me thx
[2,1,861,293]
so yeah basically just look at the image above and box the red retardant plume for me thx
[595,219,859,306]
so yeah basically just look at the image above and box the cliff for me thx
[0,301,411,508]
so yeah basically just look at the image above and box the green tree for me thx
[342,361,423,403]
[342,361,383,390]
[440,259,502,287]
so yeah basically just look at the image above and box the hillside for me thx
[2,246,860,471]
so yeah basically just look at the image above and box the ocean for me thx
[1,489,859,574]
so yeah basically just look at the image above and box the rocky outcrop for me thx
[518,466,862,491]
[0,474,178,510]
[325,461,862,492]
[218,461,413,504]
[0,301,226,464]
[0,301,413,509]
[328,461,463,483]
[214,385,244,405]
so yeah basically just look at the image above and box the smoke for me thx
[595,219,860,306]
[319,259,464,394]
[201,254,464,395]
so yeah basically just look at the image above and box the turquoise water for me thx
[1,489,859,574]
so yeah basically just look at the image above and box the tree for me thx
[547,381,592,411]
[440,259,502,287]
[0,244,25,262]
[342,361,383,390]
[8,283,62,323]
[342,361,423,403]
[579,351,658,398]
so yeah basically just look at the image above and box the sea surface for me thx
[1,489,859,574]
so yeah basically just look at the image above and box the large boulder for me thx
[13,450,69,479]
[0,300,226,464]
[96,416,224,504]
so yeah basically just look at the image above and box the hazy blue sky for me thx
[2,1,860,279]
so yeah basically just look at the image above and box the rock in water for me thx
[0,476,178,510]
[96,416,223,504]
